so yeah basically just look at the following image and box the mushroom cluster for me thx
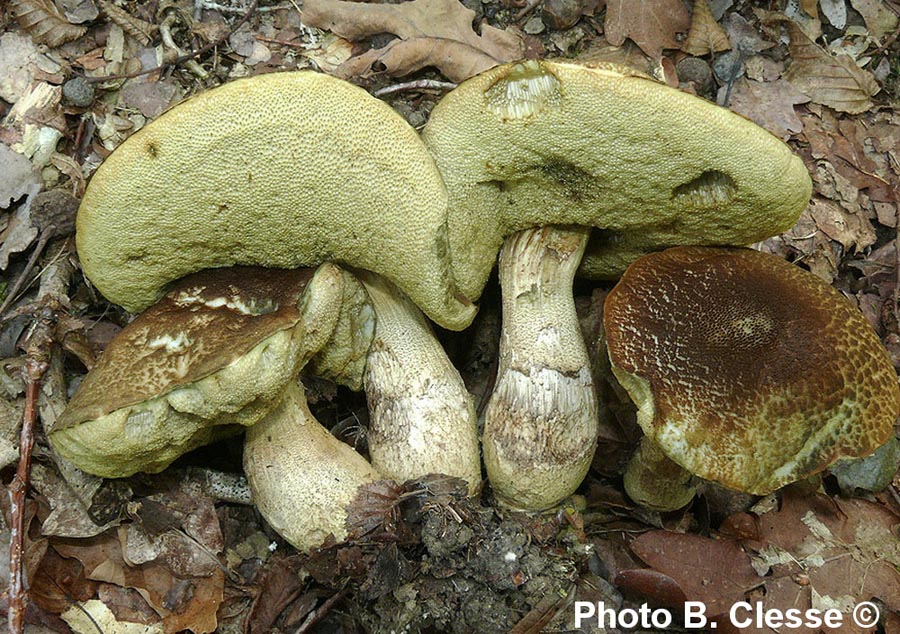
[52,58,894,552]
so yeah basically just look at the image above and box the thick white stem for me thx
[483,226,599,510]
[358,271,481,494]
[243,381,379,552]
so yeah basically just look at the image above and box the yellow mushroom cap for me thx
[49,265,345,477]
[76,71,474,331]
[421,60,812,299]
[603,246,899,495]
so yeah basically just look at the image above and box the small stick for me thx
[82,0,258,83]
[294,588,349,633]
[0,226,56,320]
[7,357,49,634]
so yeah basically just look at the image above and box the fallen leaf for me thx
[119,79,180,119]
[33,462,117,538]
[800,111,895,202]
[0,32,41,104]
[302,0,523,82]
[682,0,730,56]
[721,77,809,140]
[808,196,876,252]
[783,20,880,114]
[721,493,900,634]
[725,12,773,54]
[62,599,164,634]
[614,568,687,606]
[9,0,87,48]
[0,143,40,210]
[605,0,690,59]
[53,531,225,634]
[0,198,39,270]
[624,531,762,616]
[782,0,823,40]
[819,0,847,29]
[849,0,899,39]
[30,545,98,614]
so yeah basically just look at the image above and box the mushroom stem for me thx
[357,271,481,494]
[243,380,380,552]
[623,437,697,512]
[483,225,599,510]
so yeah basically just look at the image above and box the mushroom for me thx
[603,246,900,510]
[244,379,380,552]
[50,265,347,477]
[52,264,479,550]
[246,272,482,550]
[419,60,813,508]
[75,71,475,331]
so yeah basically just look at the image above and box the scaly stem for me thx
[358,272,481,494]
[483,225,599,510]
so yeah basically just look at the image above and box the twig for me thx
[514,0,542,22]
[82,0,259,83]
[373,79,458,98]
[0,226,56,320]
[294,587,349,633]
[160,12,209,79]
[196,0,294,13]
[8,353,50,634]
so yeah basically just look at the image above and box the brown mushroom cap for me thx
[604,246,899,495]
[50,265,344,477]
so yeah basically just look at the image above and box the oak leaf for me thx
[682,0,730,56]
[9,0,87,48]
[720,493,900,634]
[604,0,690,59]
[622,531,762,617]
[302,0,524,82]
[783,20,880,114]
[722,77,809,140]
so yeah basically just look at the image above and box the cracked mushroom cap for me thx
[603,246,899,495]
[421,60,812,300]
[49,265,349,477]
[76,71,475,331]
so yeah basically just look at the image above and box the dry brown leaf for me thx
[720,493,900,634]
[721,77,809,140]
[9,0,87,48]
[783,20,880,114]
[624,531,762,617]
[849,0,899,39]
[96,0,156,45]
[800,110,895,202]
[605,0,690,59]
[808,196,876,252]
[302,0,524,82]
[682,0,730,56]
[53,531,225,634]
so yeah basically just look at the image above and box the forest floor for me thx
[1,0,899,632]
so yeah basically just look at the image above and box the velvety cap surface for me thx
[604,246,899,494]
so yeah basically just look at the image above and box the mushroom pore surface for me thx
[420,60,813,299]
[76,71,474,331]
[604,246,899,494]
